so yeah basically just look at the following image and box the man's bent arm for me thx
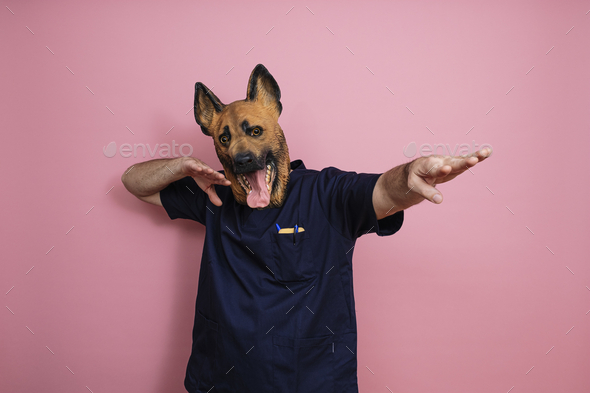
[121,157,190,206]
[121,156,231,207]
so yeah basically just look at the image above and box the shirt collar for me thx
[290,159,305,171]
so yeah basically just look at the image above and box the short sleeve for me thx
[160,176,208,224]
[316,167,404,240]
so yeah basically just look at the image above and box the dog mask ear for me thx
[194,82,225,136]
[246,64,282,118]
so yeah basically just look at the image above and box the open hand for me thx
[181,158,231,206]
[408,148,492,204]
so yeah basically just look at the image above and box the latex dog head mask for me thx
[194,64,291,209]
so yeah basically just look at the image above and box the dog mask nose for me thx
[234,152,254,167]
[233,152,264,174]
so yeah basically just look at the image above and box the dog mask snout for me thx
[234,152,263,174]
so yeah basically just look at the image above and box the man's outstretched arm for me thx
[373,148,491,220]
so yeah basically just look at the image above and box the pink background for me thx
[1,1,589,392]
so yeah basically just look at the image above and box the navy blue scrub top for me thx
[160,159,404,393]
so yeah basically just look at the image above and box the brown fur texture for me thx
[194,64,291,209]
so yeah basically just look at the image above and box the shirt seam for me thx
[315,167,366,243]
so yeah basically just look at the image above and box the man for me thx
[121,64,491,392]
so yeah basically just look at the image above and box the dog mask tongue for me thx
[244,169,270,208]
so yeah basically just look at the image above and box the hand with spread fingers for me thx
[373,147,492,219]
[408,148,492,204]
[181,157,232,206]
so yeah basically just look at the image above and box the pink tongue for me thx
[245,169,270,208]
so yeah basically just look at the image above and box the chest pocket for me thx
[271,229,314,282]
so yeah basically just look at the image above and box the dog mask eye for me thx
[220,135,229,144]
[252,128,261,136]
